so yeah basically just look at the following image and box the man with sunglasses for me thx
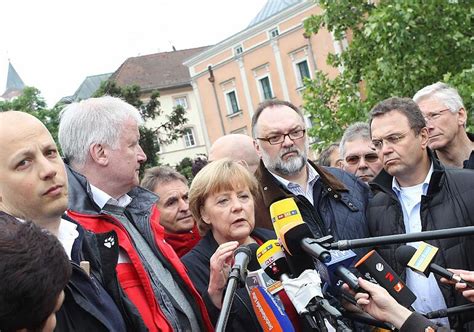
[367,97,474,330]
[251,99,370,255]
[340,122,383,183]
[414,82,474,169]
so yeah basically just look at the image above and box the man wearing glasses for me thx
[413,82,474,169]
[339,122,383,183]
[251,99,370,255]
[367,97,474,330]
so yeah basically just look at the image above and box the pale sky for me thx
[0,0,269,107]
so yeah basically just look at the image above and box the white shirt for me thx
[57,218,80,260]
[89,184,132,263]
[270,162,320,205]
[392,163,449,327]
[89,185,132,209]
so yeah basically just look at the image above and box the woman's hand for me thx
[207,241,239,308]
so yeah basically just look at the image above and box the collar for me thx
[57,218,79,259]
[269,163,319,190]
[392,162,434,194]
[90,184,132,209]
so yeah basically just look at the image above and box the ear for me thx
[89,143,109,166]
[253,139,263,158]
[457,108,467,127]
[420,127,430,149]
[200,206,211,225]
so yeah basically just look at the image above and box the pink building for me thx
[184,0,344,147]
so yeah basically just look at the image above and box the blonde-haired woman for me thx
[182,159,275,331]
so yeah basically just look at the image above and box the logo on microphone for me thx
[375,263,384,271]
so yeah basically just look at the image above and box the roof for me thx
[1,61,25,99]
[111,46,210,92]
[72,72,112,101]
[247,0,302,27]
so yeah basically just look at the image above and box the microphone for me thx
[329,226,474,250]
[424,303,474,319]
[355,249,416,308]
[315,249,364,294]
[257,240,340,315]
[395,243,474,288]
[216,245,253,332]
[269,198,320,275]
[248,285,295,332]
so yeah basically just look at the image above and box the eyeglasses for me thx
[257,129,306,145]
[423,108,451,123]
[345,153,379,165]
[371,131,410,150]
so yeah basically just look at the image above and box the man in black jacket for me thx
[0,111,146,331]
[367,97,474,330]
[251,100,371,259]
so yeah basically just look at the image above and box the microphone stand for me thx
[215,267,244,332]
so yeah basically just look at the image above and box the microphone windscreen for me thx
[395,245,416,266]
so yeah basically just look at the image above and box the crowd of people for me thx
[0,81,473,331]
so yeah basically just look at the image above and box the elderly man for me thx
[413,82,474,169]
[339,122,383,183]
[209,133,260,173]
[251,99,370,254]
[316,142,342,167]
[141,166,200,257]
[0,111,144,331]
[367,97,474,329]
[59,96,213,332]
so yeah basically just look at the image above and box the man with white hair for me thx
[59,96,213,332]
[413,82,474,168]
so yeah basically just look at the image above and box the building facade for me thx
[184,0,343,146]
[111,46,211,166]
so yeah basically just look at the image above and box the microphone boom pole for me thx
[330,226,474,250]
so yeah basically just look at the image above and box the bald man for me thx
[0,111,145,331]
[208,134,260,173]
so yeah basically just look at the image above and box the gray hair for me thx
[413,82,465,114]
[339,122,370,158]
[141,166,187,192]
[58,96,143,166]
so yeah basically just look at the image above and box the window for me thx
[234,45,243,55]
[296,60,310,87]
[259,76,273,100]
[226,90,240,115]
[269,28,279,38]
[183,128,196,147]
[174,96,188,109]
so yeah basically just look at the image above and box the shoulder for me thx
[251,228,276,241]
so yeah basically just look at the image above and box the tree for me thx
[93,81,188,172]
[0,87,61,143]
[303,0,473,150]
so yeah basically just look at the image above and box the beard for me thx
[261,141,308,176]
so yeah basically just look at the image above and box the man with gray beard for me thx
[251,100,370,257]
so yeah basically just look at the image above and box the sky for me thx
[0,0,269,107]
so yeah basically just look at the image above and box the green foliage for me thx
[303,0,474,151]
[175,157,193,183]
[443,65,474,130]
[94,80,188,172]
[0,87,62,143]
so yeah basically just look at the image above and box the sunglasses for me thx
[345,153,379,165]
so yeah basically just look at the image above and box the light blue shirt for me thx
[392,163,449,328]
[270,162,319,205]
